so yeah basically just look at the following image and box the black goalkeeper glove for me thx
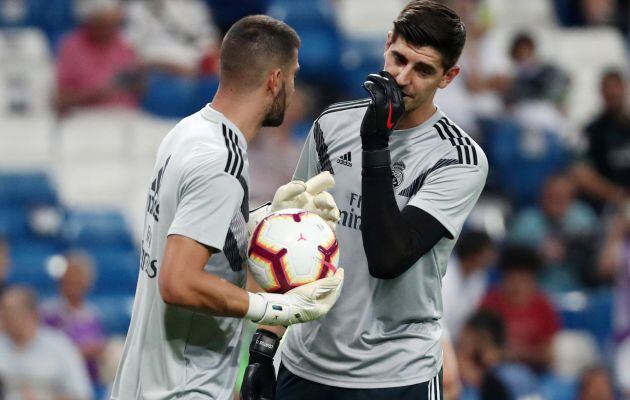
[360,70,405,152]
[240,329,280,400]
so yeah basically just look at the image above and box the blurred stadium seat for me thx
[0,116,55,169]
[141,71,204,119]
[0,205,31,239]
[0,28,54,116]
[7,248,57,296]
[335,0,404,40]
[63,209,135,251]
[554,290,614,350]
[90,249,139,296]
[481,118,570,206]
[486,0,558,28]
[0,171,58,206]
[91,295,134,335]
[340,37,384,99]
[268,0,343,85]
[57,109,135,161]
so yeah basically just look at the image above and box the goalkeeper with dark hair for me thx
[241,1,488,399]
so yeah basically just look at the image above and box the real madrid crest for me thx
[392,160,406,188]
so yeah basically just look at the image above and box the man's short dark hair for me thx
[466,310,506,348]
[392,0,466,71]
[220,15,300,87]
[499,245,543,275]
[455,230,492,260]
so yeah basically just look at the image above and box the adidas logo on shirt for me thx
[337,151,352,167]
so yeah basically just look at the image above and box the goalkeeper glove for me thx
[240,329,279,400]
[248,171,340,233]
[244,268,344,326]
[360,70,405,153]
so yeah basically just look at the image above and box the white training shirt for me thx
[282,100,488,388]
[111,105,249,400]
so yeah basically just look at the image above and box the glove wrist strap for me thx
[362,149,391,168]
[250,329,280,359]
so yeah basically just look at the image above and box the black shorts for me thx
[275,363,443,400]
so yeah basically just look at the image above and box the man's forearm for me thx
[361,164,446,279]
[160,265,250,317]
[573,164,626,204]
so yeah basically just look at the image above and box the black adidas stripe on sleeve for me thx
[435,118,478,166]
[222,124,244,178]
[398,158,460,198]
[313,121,335,175]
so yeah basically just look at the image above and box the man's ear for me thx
[439,65,461,89]
[267,68,282,97]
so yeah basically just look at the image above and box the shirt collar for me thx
[390,106,445,140]
[200,104,248,150]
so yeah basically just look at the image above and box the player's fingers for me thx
[312,191,336,210]
[325,220,338,231]
[305,171,335,194]
[273,181,306,202]
[333,267,344,281]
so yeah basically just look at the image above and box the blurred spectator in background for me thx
[457,310,541,400]
[506,32,570,107]
[480,245,560,372]
[577,365,616,400]
[0,285,92,399]
[0,238,10,296]
[442,229,495,340]
[125,0,220,77]
[248,85,313,207]
[54,0,141,114]
[598,210,630,397]
[437,0,510,125]
[41,251,106,387]
[554,0,629,37]
[507,172,600,292]
[505,32,572,141]
[573,68,630,211]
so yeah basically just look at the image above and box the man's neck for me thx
[210,86,267,142]
[396,101,437,130]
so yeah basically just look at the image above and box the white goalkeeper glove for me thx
[248,172,341,233]
[245,268,344,326]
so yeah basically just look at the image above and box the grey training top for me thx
[112,105,249,400]
[281,100,488,388]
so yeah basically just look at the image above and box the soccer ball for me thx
[248,208,339,294]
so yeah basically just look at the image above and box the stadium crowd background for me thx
[0,0,628,399]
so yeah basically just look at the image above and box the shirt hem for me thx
[281,356,441,389]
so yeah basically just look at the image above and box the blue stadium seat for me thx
[0,206,31,239]
[10,238,65,255]
[554,290,613,350]
[7,249,57,296]
[141,71,203,119]
[293,27,343,84]
[63,210,135,251]
[539,373,577,400]
[480,118,570,207]
[91,249,139,296]
[341,38,384,98]
[30,0,76,51]
[194,75,220,109]
[0,172,58,207]
[90,295,134,335]
[267,0,336,29]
